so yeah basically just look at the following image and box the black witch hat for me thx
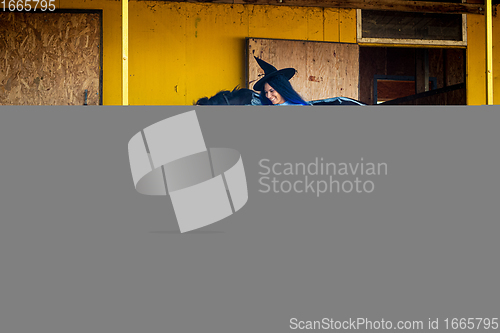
[253,56,296,91]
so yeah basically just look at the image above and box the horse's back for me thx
[196,87,365,106]
[309,97,365,106]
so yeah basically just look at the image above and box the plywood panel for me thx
[0,12,101,105]
[247,38,359,101]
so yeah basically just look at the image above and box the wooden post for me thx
[486,0,493,105]
[122,0,129,105]
[415,49,429,94]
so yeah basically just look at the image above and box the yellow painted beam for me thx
[122,0,129,105]
[324,8,340,42]
[359,42,465,49]
[339,9,356,42]
[486,0,493,105]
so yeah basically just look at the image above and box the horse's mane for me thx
[195,86,256,105]
[195,86,365,106]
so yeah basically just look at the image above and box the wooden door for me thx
[0,11,102,105]
[247,38,359,101]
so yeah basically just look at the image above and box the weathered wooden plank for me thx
[339,9,356,42]
[415,49,429,93]
[324,8,340,42]
[306,42,326,99]
[429,48,444,89]
[359,46,387,104]
[445,48,465,86]
[247,38,359,101]
[161,0,489,15]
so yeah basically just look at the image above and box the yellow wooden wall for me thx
[56,0,497,105]
[467,11,500,105]
[58,0,355,105]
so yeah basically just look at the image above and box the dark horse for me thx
[195,87,258,105]
[195,86,365,106]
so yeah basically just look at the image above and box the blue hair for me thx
[258,75,308,105]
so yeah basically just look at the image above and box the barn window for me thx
[356,9,466,46]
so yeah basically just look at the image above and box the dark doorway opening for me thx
[359,47,466,105]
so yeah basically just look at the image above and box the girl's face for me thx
[264,82,285,105]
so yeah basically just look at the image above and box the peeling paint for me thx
[146,3,157,13]
[308,76,323,82]
[195,17,201,38]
